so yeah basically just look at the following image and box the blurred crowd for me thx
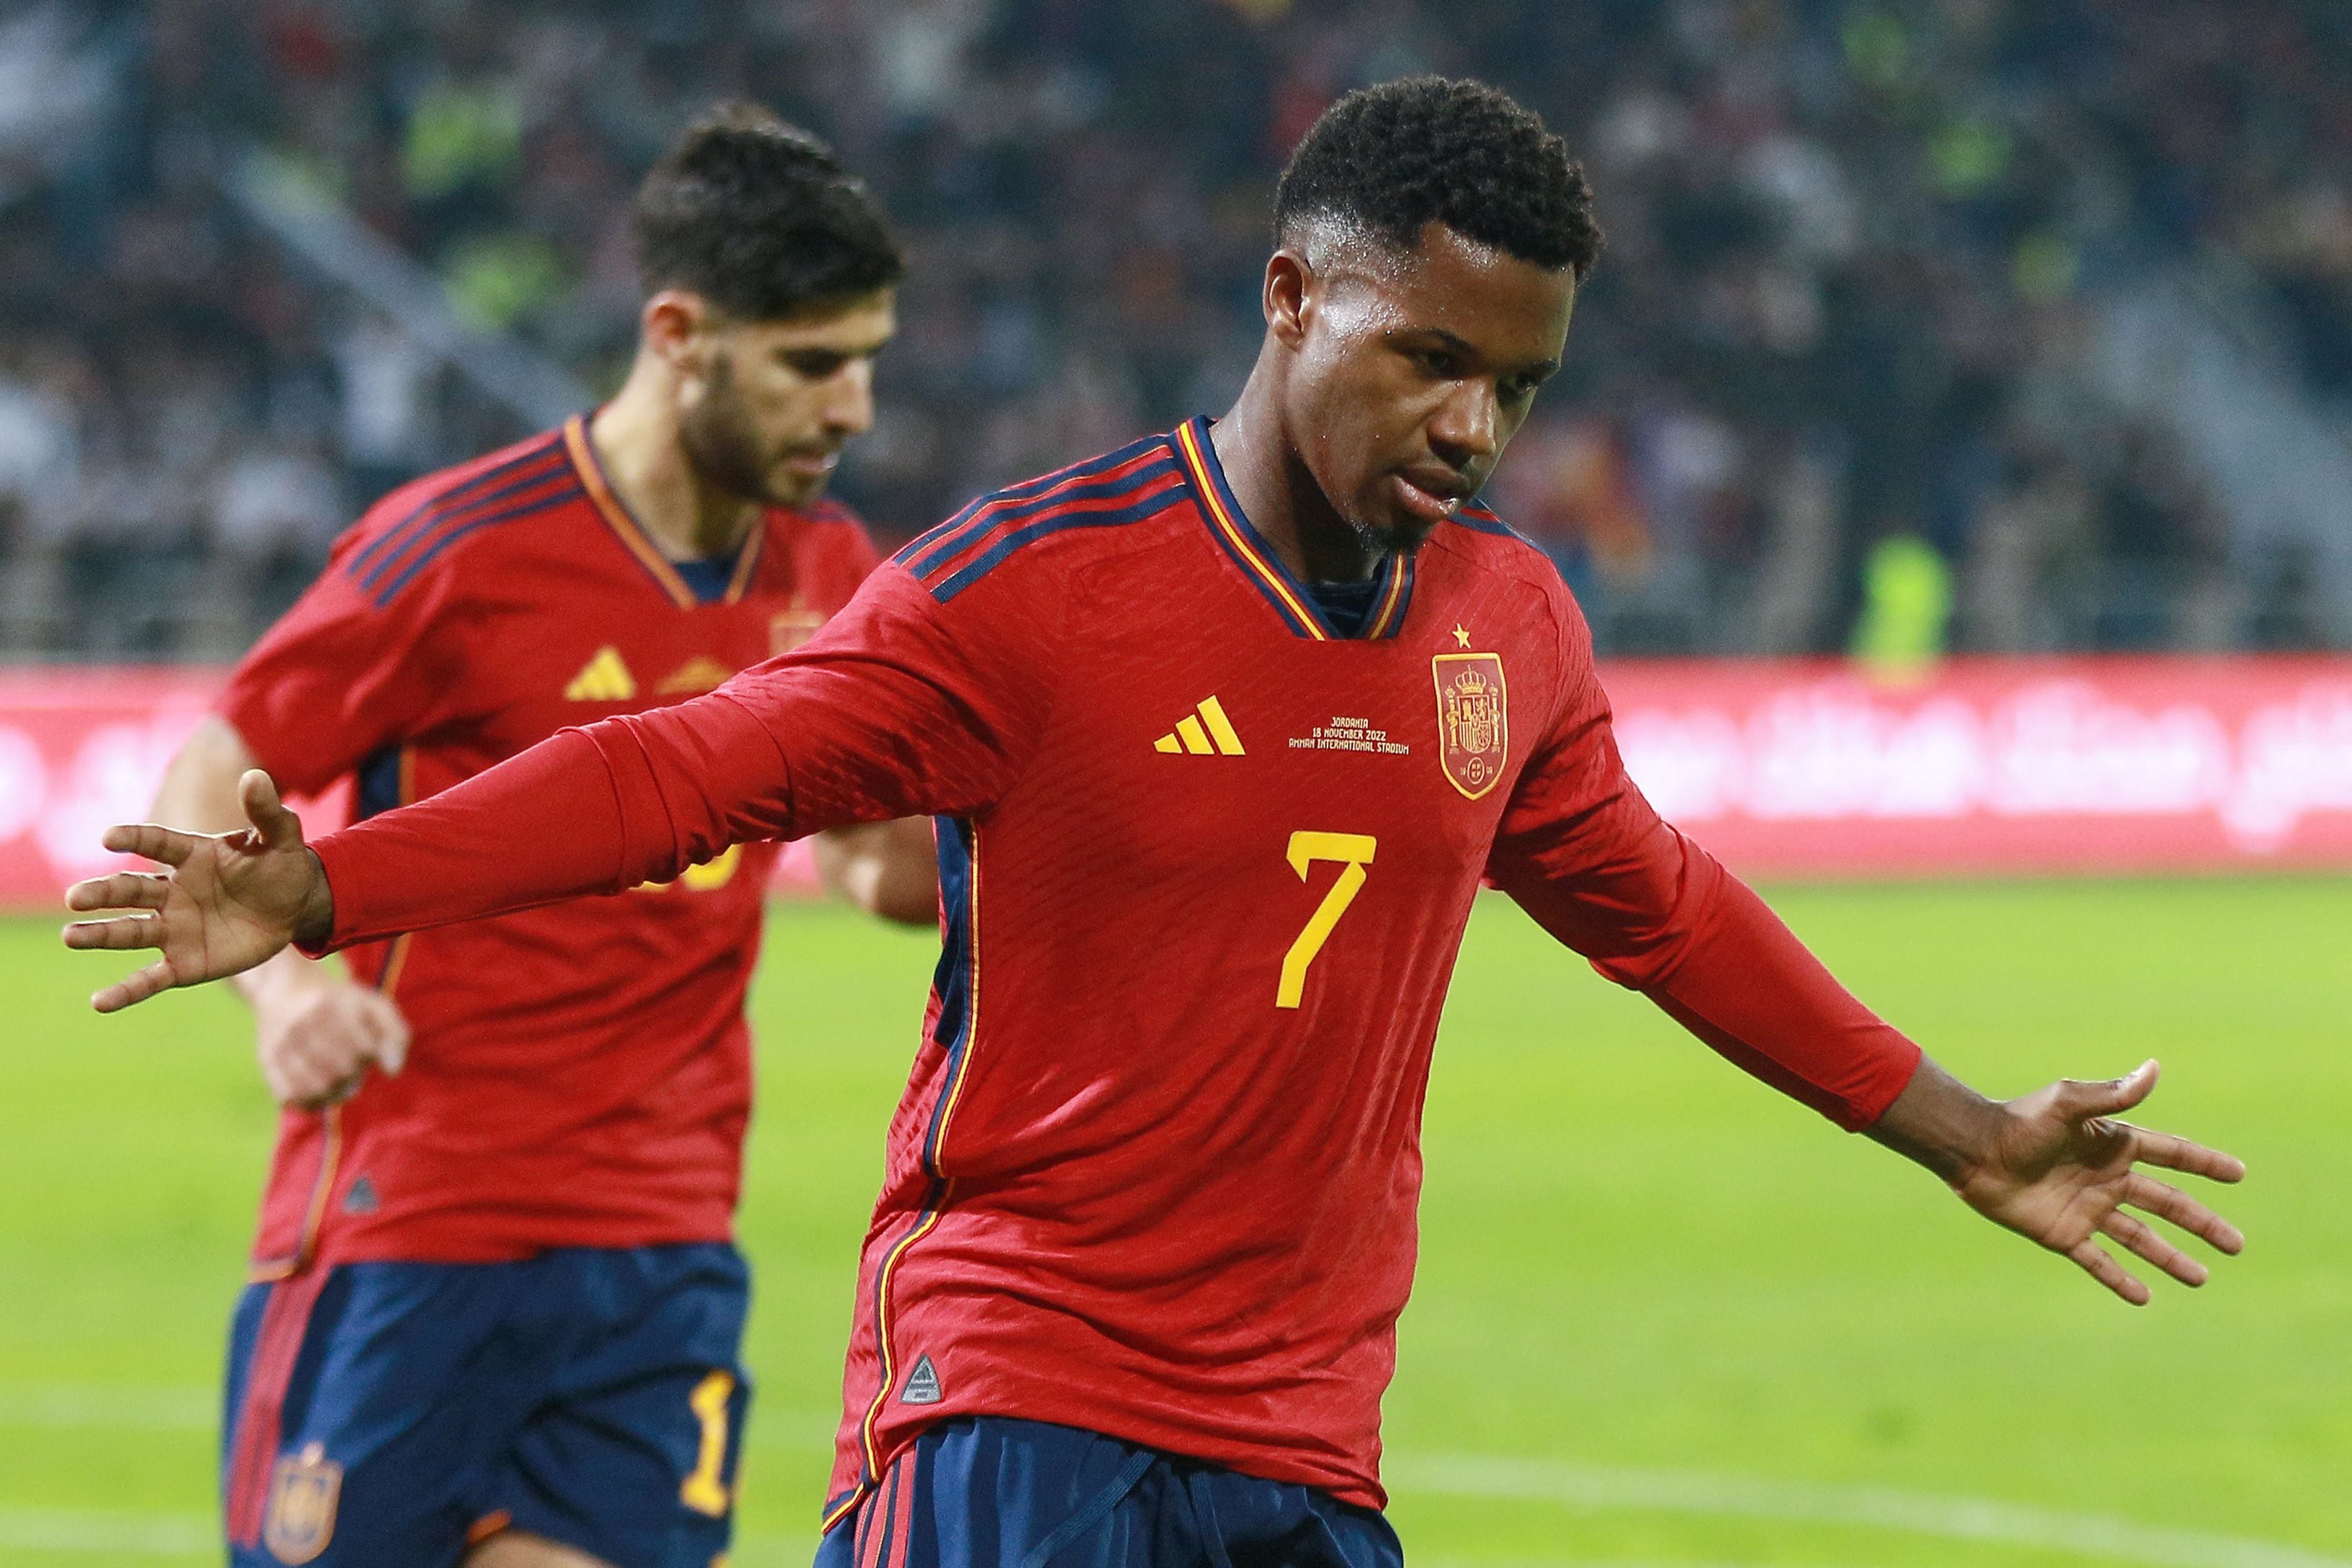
[1,0,2347,659]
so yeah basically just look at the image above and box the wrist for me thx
[293,848,336,948]
[1865,1056,2007,1184]
[1932,1094,2012,1189]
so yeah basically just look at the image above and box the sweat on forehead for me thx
[1292,216,1575,325]
[1289,212,1412,274]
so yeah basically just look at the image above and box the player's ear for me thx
[641,289,713,370]
[1263,248,1312,349]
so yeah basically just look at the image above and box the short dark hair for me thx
[633,103,905,319]
[1273,77,1603,281]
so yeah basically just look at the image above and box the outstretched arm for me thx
[1502,829,2247,1304]
[1497,793,2246,1306]
[64,693,805,1007]
[1490,602,2243,1305]
[64,562,1050,1011]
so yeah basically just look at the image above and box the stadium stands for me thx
[1,0,2348,658]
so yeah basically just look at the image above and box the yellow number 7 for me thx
[1277,832,1377,1009]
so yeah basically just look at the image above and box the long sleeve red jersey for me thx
[220,416,880,1272]
[305,421,1921,1515]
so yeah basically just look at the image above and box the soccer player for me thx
[68,80,2245,1568]
[120,107,934,1568]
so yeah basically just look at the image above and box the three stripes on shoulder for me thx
[1155,696,1245,756]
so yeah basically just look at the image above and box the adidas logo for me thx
[901,1353,943,1406]
[1153,696,1245,756]
[656,655,734,695]
[342,1174,379,1215]
[564,645,636,702]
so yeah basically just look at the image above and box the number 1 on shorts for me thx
[680,1369,735,1517]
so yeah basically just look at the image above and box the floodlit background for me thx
[1,2,2348,1566]
[6,0,2352,657]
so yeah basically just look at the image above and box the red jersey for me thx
[219,415,880,1274]
[305,420,1920,1512]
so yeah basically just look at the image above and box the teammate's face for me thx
[1275,223,1574,552]
[676,291,896,510]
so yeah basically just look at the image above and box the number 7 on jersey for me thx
[1278,832,1377,1009]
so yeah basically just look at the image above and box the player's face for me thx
[678,290,897,509]
[1280,224,1573,552]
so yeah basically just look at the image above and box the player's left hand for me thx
[1952,1059,2245,1305]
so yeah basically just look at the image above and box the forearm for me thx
[1641,874,1923,1131]
[1505,824,1922,1131]
[305,731,636,949]
[305,691,796,950]
[1495,641,1916,1129]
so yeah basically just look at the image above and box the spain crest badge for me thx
[1432,652,1508,800]
[263,1442,341,1564]
[770,598,824,656]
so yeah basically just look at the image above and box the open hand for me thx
[61,770,334,1013]
[1954,1060,2245,1305]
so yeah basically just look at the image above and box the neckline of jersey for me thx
[1172,415,1413,642]
[562,413,767,609]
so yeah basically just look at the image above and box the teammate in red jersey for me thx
[120,107,934,1568]
[70,80,2245,1568]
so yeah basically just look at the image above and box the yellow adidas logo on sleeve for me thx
[656,654,734,695]
[1154,696,1245,756]
[564,645,637,702]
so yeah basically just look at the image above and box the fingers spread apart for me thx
[2124,1171,2244,1255]
[2065,1238,2153,1307]
[2119,1122,2248,1185]
[2056,1060,2158,1122]
[2099,1209,2209,1289]
[240,770,303,851]
[98,822,199,867]
[91,960,179,1014]
[60,914,164,952]
[64,872,172,914]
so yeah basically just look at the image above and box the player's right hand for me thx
[60,770,335,1014]
[251,973,410,1108]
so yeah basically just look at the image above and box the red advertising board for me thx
[0,667,832,907]
[0,668,226,908]
[1602,657,2352,877]
[1,658,2348,905]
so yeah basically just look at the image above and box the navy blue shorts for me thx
[814,1417,1402,1568]
[220,1243,751,1568]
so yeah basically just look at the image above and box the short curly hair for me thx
[633,102,904,319]
[1273,77,1602,281]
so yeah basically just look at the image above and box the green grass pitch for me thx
[2,879,2346,1566]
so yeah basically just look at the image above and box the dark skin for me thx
[63,217,2244,1307]
[1212,220,1570,582]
